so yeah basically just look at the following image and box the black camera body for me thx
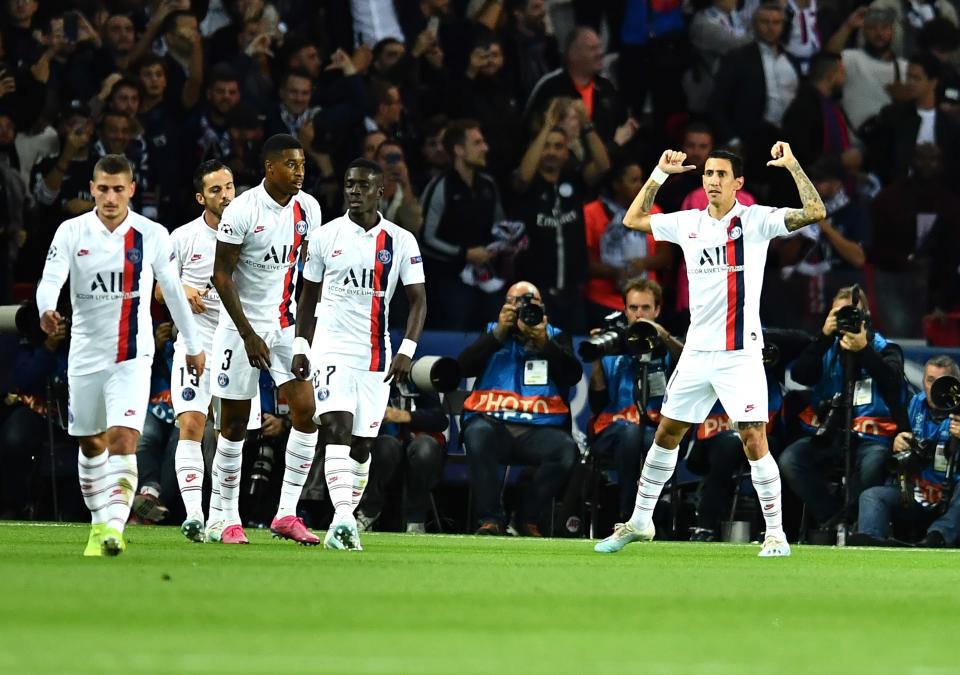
[516,292,544,327]
[578,312,664,363]
[813,392,846,445]
[889,436,935,474]
[835,304,864,335]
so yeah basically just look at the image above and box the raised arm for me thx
[767,141,827,232]
[623,150,696,233]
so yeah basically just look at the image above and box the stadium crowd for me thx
[0,0,958,545]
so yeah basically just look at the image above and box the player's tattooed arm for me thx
[624,150,695,233]
[767,141,827,232]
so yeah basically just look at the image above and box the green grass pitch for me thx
[1,522,958,675]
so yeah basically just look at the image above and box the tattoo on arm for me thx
[784,164,827,232]
[640,183,659,213]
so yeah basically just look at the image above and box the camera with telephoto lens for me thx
[888,436,935,474]
[578,311,663,363]
[930,375,960,414]
[835,285,865,336]
[812,392,845,446]
[247,440,275,502]
[398,356,461,397]
[515,292,544,327]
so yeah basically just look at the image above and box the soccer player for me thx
[594,141,826,557]
[211,134,322,545]
[157,160,262,543]
[293,158,427,551]
[37,154,206,556]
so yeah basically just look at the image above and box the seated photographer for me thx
[585,279,683,521]
[780,286,908,528]
[854,356,960,548]
[356,384,448,534]
[458,281,582,536]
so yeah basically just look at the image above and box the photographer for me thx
[458,281,581,536]
[356,384,448,534]
[586,279,683,521]
[780,286,909,527]
[854,356,960,548]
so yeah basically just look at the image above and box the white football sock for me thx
[351,455,372,511]
[216,435,245,526]
[628,442,678,531]
[175,439,204,516]
[749,452,784,537]
[275,428,318,519]
[77,449,109,525]
[324,444,353,518]
[209,451,222,522]
[105,454,138,533]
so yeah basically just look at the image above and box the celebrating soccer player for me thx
[210,134,322,545]
[293,158,427,551]
[156,160,262,543]
[37,154,206,557]
[594,141,826,557]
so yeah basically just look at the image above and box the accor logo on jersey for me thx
[341,268,376,289]
[263,245,294,264]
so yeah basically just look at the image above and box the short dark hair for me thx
[162,10,194,35]
[94,154,134,178]
[208,63,240,87]
[422,114,449,140]
[707,149,744,178]
[98,110,130,128]
[132,53,165,75]
[375,139,403,157]
[910,51,943,81]
[346,158,383,177]
[623,278,663,308]
[807,52,841,84]
[368,79,399,112]
[193,159,231,193]
[442,118,481,156]
[683,120,715,140]
[607,155,641,188]
[109,77,143,100]
[563,26,594,58]
[262,134,303,162]
[918,17,960,53]
[372,37,404,60]
[280,68,313,90]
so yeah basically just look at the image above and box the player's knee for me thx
[322,423,352,446]
[78,436,106,458]
[220,417,247,442]
[178,413,206,441]
[654,425,684,450]
[107,427,139,454]
[288,407,317,434]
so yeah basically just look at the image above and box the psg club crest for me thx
[728,226,742,240]
[217,373,229,387]
[377,249,392,264]
[316,387,330,401]
[126,247,143,264]
[295,219,308,236]
[182,387,196,401]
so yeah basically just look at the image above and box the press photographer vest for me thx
[906,391,958,507]
[589,354,668,436]
[798,332,901,441]
[694,377,783,441]
[463,322,571,427]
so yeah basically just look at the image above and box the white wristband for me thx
[293,336,310,356]
[650,167,670,185]
[398,339,417,358]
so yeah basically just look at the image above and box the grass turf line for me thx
[1,522,958,675]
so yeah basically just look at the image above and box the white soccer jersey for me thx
[303,214,425,371]
[216,181,321,332]
[37,209,202,376]
[650,201,789,352]
[171,215,220,353]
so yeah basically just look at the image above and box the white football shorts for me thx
[660,349,769,424]
[67,357,152,436]
[311,358,391,438]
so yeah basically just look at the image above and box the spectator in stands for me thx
[184,65,241,167]
[362,129,387,161]
[583,158,671,327]
[779,286,908,530]
[366,80,405,142]
[770,158,868,333]
[131,322,178,525]
[499,0,559,104]
[684,0,751,113]
[918,18,960,112]
[709,2,801,194]
[421,119,506,330]
[0,110,28,301]
[2,0,42,66]
[523,27,627,147]
[587,280,683,521]
[0,301,69,520]
[869,143,960,336]
[94,110,153,217]
[413,114,448,193]
[223,102,265,193]
[854,355,960,548]
[458,280,581,536]
[550,96,610,188]
[511,102,590,332]
[375,139,423,234]
[356,385,448,534]
[865,52,960,185]
[782,52,862,177]
[827,8,910,134]
[265,69,319,138]
[91,13,136,80]
[780,0,824,67]
[869,0,958,58]
[157,10,204,111]
[134,55,182,224]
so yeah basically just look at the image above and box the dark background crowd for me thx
[0,0,959,544]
